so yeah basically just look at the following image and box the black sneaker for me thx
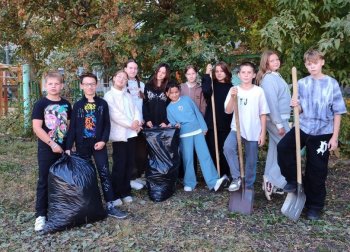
[107,207,128,219]
[283,182,297,193]
[307,209,320,220]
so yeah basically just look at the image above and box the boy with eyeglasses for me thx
[66,73,127,219]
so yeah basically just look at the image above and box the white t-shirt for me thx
[127,79,145,122]
[224,85,270,141]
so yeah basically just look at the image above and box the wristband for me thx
[52,144,58,149]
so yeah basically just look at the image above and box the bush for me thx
[339,98,350,158]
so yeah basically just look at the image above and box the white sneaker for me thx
[135,178,147,186]
[228,178,241,192]
[214,175,228,191]
[112,198,123,207]
[130,180,144,190]
[123,196,133,203]
[34,216,46,232]
[184,186,193,192]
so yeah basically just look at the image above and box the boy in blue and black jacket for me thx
[66,73,127,219]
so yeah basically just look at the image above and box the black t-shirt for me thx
[32,97,72,148]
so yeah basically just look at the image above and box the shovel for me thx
[210,70,221,176]
[281,67,306,221]
[228,92,254,215]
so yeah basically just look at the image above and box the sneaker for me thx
[184,186,193,192]
[262,175,273,201]
[283,182,297,193]
[130,180,144,190]
[123,196,133,203]
[307,209,320,220]
[34,216,46,232]
[228,177,241,192]
[112,198,123,207]
[214,175,229,191]
[107,207,128,219]
[135,178,147,186]
[272,186,285,195]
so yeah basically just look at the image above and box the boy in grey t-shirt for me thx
[277,49,347,220]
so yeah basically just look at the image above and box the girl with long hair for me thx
[202,61,233,179]
[257,50,291,201]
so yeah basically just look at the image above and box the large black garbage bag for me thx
[142,127,180,202]
[43,154,106,233]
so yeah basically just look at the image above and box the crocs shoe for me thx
[262,175,273,201]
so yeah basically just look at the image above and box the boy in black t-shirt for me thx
[32,71,72,231]
[65,73,127,220]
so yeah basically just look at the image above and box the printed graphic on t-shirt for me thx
[147,90,167,101]
[239,97,248,106]
[84,103,96,138]
[44,104,69,144]
[316,141,328,155]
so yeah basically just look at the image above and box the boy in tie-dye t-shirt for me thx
[277,49,347,220]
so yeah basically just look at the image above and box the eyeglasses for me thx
[82,83,97,87]
[115,75,128,81]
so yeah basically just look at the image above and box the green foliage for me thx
[339,99,350,157]
[260,0,350,85]
[0,94,37,138]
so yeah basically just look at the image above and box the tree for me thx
[260,0,350,86]
[0,0,276,80]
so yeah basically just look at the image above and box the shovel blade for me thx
[228,187,254,215]
[281,184,306,221]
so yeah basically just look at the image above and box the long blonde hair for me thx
[256,50,279,85]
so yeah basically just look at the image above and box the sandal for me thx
[262,175,273,201]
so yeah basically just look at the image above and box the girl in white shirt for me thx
[104,70,141,205]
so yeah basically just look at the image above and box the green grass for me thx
[0,137,349,251]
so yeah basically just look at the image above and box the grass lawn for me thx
[0,136,349,251]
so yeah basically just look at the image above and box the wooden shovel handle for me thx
[233,94,244,178]
[292,67,302,185]
[210,73,221,176]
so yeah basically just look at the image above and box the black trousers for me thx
[131,133,147,179]
[36,147,62,217]
[277,128,332,210]
[76,138,115,203]
[111,137,136,198]
[206,129,231,178]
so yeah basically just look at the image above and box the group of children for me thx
[32,48,346,231]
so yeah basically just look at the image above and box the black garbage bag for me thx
[142,127,180,202]
[43,154,106,233]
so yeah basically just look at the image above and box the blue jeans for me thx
[223,131,258,189]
